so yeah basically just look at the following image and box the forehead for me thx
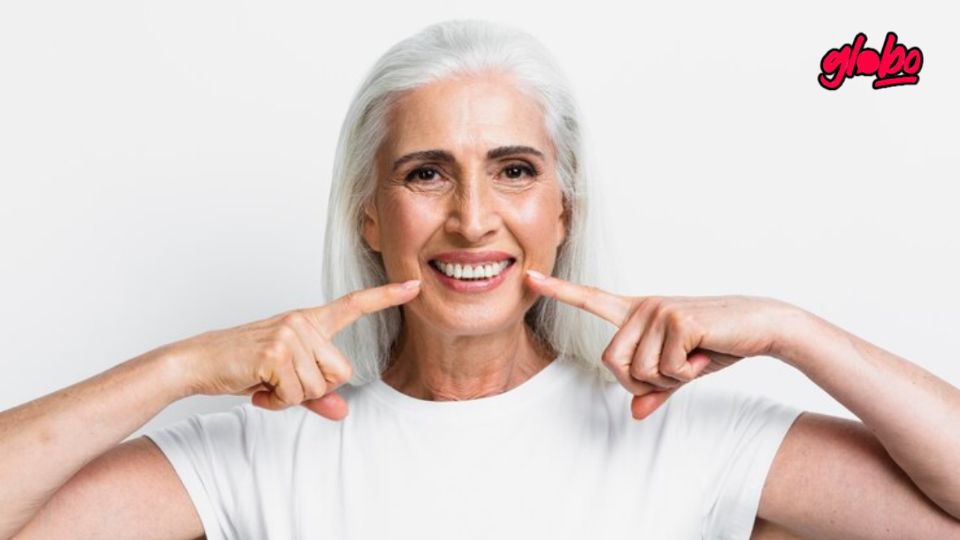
[380,72,553,161]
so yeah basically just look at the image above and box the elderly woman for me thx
[2,19,960,540]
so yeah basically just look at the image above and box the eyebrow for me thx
[391,145,545,172]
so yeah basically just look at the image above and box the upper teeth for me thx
[434,260,510,280]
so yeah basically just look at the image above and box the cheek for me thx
[507,192,564,250]
[379,196,442,256]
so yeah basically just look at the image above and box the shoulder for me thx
[599,380,804,488]
[673,381,801,427]
[147,399,345,464]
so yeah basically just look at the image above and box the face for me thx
[362,71,568,336]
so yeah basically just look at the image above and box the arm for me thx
[1,281,420,538]
[755,307,960,537]
[13,436,204,539]
[518,273,960,533]
[751,517,806,540]
[0,346,202,539]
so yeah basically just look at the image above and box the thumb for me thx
[630,353,712,420]
[687,351,713,377]
[631,387,678,420]
[301,391,349,421]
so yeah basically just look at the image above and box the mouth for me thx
[426,257,517,293]
[427,257,516,280]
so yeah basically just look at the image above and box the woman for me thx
[2,18,959,540]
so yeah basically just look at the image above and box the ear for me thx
[556,197,570,248]
[361,201,381,253]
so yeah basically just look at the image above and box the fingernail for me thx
[401,279,421,290]
[526,269,546,280]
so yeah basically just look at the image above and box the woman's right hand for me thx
[163,279,422,421]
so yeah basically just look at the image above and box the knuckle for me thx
[665,309,687,331]
[639,295,661,309]
[662,364,692,382]
[627,305,648,327]
[577,286,599,309]
[260,340,288,363]
[631,298,655,321]
[272,323,298,344]
[651,299,670,319]
[280,310,308,329]
[282,387,305,406]
[324,361,351,386]
[600,347,618,367]
[338,361,354,383]
[631,361,658,381]
[341,291,359,312]
[303,382,327,400]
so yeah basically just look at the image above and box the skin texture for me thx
[362,70,567,400]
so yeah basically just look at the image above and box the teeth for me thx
[433,260,511,280]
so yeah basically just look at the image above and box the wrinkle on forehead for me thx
[378,71,556,168]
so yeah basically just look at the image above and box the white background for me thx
[1,0,956,440]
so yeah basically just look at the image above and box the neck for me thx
[381,315,556,401]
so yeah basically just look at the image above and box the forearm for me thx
[775,306,960,519]
[0,346,190,537]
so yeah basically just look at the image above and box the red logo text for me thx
[818,32,923,90]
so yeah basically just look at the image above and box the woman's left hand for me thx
[524,269,802,420]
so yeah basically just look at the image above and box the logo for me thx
[818,32,923,90]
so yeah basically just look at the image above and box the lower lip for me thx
[428,260,515,293]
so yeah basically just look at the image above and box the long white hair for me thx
[322,18,616,386]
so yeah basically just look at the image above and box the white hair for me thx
[322,18,616,386]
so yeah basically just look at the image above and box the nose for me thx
[444,172,502,243]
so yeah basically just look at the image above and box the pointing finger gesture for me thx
[524,269,788,420]
[170,279,422,421]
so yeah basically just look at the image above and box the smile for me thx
[427,257,517,293]
[429,259,513,280]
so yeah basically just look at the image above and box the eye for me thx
[403,163,541,183]
[502,163,540,180]
[404,166,443,183]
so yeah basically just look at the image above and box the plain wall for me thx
[0,0,956,441]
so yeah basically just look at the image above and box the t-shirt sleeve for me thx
[143,403,263,540]
[677,382,804,540]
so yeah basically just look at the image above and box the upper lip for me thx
[429,250,516,264]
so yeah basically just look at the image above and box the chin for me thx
[420,304,523,336]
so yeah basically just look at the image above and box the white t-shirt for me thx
[145,354,803,539]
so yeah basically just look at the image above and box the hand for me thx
[164,279,422,420]
[524,270,795,420]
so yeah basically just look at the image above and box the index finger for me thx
[525,270,633,327]
[312,279,421,337]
